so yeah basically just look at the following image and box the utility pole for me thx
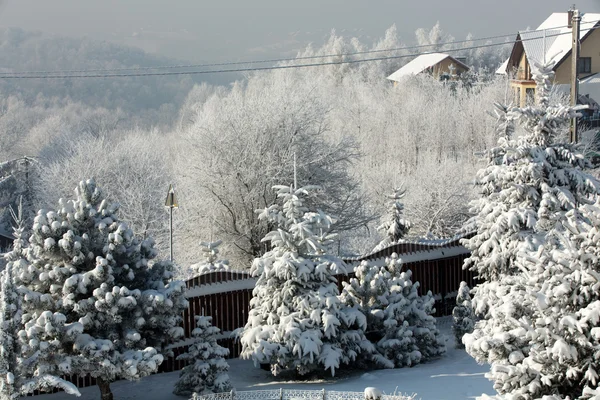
[293,152,297,190]
[164,184,178,262]
[569,6,581,143]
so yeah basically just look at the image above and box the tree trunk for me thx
[97,377,113,400]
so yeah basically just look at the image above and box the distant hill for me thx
[0,27,232,117]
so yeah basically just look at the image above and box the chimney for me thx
[568,5,575,28]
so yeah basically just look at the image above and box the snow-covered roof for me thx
[498,12,600,74]
[581,72,600,85]
[495,59,509,75]
[387,53,469,82]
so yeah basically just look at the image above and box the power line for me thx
[2,19,597,76]
[0,29,522,75]
[1,22,598,80]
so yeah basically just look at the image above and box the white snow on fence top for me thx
[344,231,474,262]
[386,53,469,82]
[498,12,600,74]
[185,276,257,298]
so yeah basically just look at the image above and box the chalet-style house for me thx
[497,12,600,107]
[387,53,470,85]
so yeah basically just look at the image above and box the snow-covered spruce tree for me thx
[462,62,599,285]
[462,63,600,399]
[464,203,600,399]
[15,179,188,400]
[341,254,444,369]
[173,316,231,396]
[340,260,391,343]
[0,200,81,398]
[0,262,19,400]
[378,254,445,367]
[189,240,229,277]
[240,185,373,376]
[375,186,411,250]
[451,281,473,349]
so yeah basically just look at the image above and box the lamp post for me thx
[164,184,178,262]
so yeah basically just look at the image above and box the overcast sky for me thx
[1,0,599,63]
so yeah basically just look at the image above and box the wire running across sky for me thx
[0,20,598,80]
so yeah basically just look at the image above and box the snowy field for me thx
[37,318,495,400]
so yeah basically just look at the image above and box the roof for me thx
[499,12,600,74]
[496,58,509,75]
[387,53,469,82]
[581,72,600,84]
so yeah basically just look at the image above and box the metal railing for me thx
[193,389,415,400]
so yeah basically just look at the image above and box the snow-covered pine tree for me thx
[463,63,600,399]
[173,316,231,396]
[340,260,390,339]
[375,186,410,250]
[451,281,473,349]
[0,262,19,400]
[463,62,599,285]
[378,254,445,367]
[15,179,188,400]
[341,254,444,369]
[0,200,81,398]
[240,185,372,377]
[189,240,229,277]
[464,203,600,399]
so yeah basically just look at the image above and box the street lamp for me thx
[164,184,178,262]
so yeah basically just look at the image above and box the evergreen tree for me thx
[464,205,600,399]
[340,260,390,341]
[240,185,373,377]
[0,201,81,398]
[376,186,410,250]
[341,254,445,369]
[0,262,19,400]
[14,179,188,400]
[463,63,599,285]
[463,63,600,399]
[379,255,445,366]
[173,316,231,396]
[189,240,229,277]
[451,281,473,349]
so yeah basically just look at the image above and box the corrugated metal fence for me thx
[158,233,476,372]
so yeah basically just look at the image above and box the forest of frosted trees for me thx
[0,23,512,270]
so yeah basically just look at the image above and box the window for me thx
[579,57,592,74]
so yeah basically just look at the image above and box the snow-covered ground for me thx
[37,318,494,400]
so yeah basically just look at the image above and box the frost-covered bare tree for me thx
[35,130,173,255]
[174,71,374,266]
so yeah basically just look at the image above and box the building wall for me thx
[555,27,600,83]
[433,58,468,79]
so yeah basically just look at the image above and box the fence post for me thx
[230,390,235,400]
[322,388,326,400]
[280,388,283,400]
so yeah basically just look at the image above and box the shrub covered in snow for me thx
[451,282,473,349]
[13,179,188,400]
[173,316,231,396]
[240,185,373,377]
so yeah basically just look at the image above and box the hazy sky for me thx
[1,0,599,63]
